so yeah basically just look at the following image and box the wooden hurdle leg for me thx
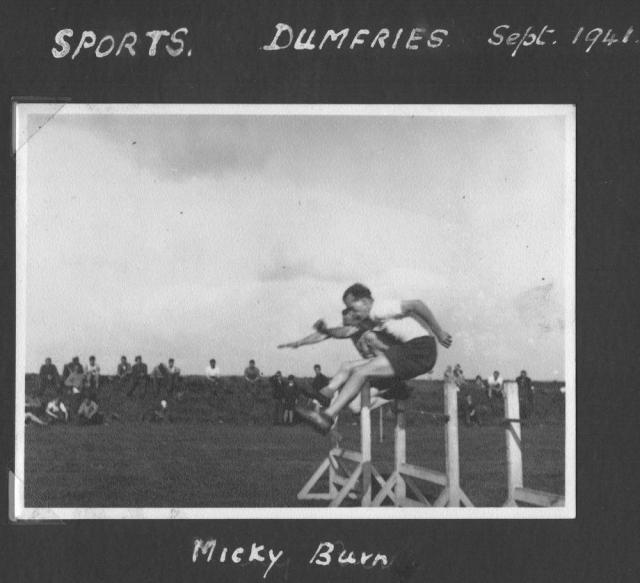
[394,400,407,500]
[504,381,523,506]
[360,385,372,506]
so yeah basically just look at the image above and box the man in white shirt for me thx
[85,355,101,392]
[205,359,220,381]
[487,370,504,399]
[167,358,181,394]
[296,283,452,433]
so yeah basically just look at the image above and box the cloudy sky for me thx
[18,105,572,379]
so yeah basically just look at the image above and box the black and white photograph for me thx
[4,1,640,581]
[14,104,574,519]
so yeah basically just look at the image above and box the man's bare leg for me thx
[324,354,396,418]
[347,387,390,414]
[318,358,371,400]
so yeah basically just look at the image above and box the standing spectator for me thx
[151,363,170,397]
[62,356,82,384]
[283,375,300,425]
[310,364,331,408]
[205,358,221,402]
[128,356,149,398]
[269,371,286,425]
[516,369,535,418]
[84,355,101,393]
[244,359,261,385]
[167,358,181,394]
[45,396,69,424]
[38,357,60,396]
[77,395,104,425]
[487,370,504,399]
[64,360,85,413]
[463,394,481,426]
[205,358,221,383]
[117,356,132,388]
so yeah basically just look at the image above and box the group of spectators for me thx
[268,364,331,426]
[444,364,536,426]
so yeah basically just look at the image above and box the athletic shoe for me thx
[294,403,332,434]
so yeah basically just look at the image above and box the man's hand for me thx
[277,341,299,349]
[313,319,328,333]
[436,331,453,348]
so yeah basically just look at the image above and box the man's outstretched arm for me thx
[401,299,453,347]
[278,330,329,349]
[278,320,359,348]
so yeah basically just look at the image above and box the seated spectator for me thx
[167,358,181,394]
[453,363,465,387]
[269,371,286,425]
[142,400,172,423]
[117,356,132,386]
[38,357,60,396]
[77,395,104,425]
[45,396,69,424]
[151,362,170,397]
[84,355,101,392]
[128,356,149,397]
[25,397,47,425]
[487,370,504,399]
[283,375,299,425]
[244,359,261,385]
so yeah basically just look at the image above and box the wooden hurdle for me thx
[372,381,473,507]
[297,385,389,507]
[503,381,565,507]
[298,381,473,507]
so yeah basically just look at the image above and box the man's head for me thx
[121,356,127,363]
[249,360,255,366]
[493,370,500,378]
[168,358,174,367]
[275,370,282,378]
[520,370,527,377]
[45,357,52,365]
[89,355,95,364]
[135,355,142,363]
[72,356,80,364]
[210,359,216,367]
[287,375,294,381]
[313,364,322,375]
[342,283,374,320]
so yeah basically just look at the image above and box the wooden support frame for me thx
[503,381,565,507]
[297,385,387,507]
[372,382,473,507]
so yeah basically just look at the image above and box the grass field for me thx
[23,376,565,508]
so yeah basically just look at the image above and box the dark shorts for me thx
[384,336,437,381]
